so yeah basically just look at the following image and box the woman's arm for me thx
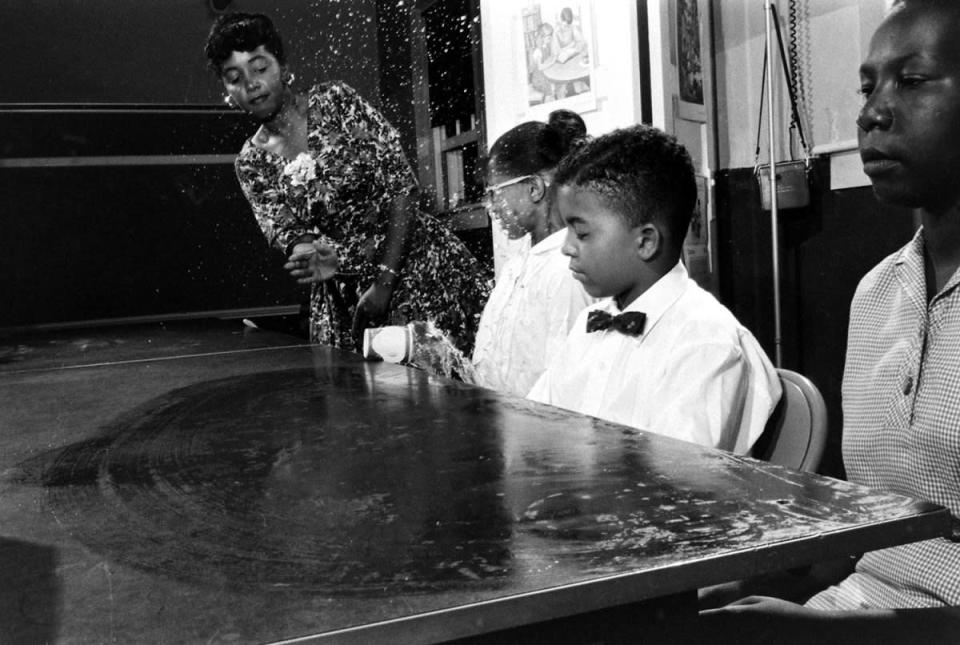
[695,598,960,645]
[234,151,336,285]
[320,82,417,283]
[699,555,858,610]
[378,190,414,281]
[351,190,415,337]
[235,151,320,252]
[320,82,420,335]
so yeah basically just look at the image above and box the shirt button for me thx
[903,376,913,396]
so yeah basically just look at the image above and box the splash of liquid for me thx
[407,321,478,384]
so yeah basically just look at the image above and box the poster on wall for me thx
[674,0,710,122]
[520,1,597,118]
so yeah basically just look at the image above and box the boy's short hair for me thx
[554,124,697,252]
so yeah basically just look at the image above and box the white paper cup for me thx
[363,326,412,363]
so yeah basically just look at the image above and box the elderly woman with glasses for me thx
[472,109,596,397]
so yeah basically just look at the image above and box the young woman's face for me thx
[558,185,644,304]
[220,45,285,121]
[484,166,538,240]
[858,6,960,210]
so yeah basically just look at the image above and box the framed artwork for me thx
[673,0,711,122]
[520,1,597,118]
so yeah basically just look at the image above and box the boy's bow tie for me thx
[585,310,646,336]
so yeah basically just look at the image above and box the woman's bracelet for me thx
[285,234,317,258]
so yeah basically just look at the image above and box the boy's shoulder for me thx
[677,279,740,325]
[662,280,760,353]
[667,293,775,381]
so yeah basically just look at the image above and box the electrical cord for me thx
[787,0,808,157]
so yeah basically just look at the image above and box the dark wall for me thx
[0,1,479,330]
[0,1,420,331]
[0,0,381,105]
[715,159,916,479]
[0,108,303,328]
[375,0,418,164]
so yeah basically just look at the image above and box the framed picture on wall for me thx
[673,0,711,122]
[520,1,597,118]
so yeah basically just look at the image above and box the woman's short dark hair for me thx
[488,109,587,178]
[204,12,285,75]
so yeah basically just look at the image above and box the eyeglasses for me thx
[483,174,537,203]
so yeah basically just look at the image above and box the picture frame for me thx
[673,0,711,123]
[519,1,597,119]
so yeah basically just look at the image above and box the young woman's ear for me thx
[635,223,661,261]
[528,175,548,203]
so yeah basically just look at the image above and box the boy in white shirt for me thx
[528,125,781,454]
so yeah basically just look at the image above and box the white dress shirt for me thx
[472,229,595,397]
[528,261,781,454]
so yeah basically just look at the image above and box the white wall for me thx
[480,0,647,272]
[713,0,889,188]
[479,0,894,272]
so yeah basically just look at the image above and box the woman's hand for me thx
[697,596,827,644]
[351,282,394,343]
[284,241,338,284]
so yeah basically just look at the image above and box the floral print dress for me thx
[235,81,491,354]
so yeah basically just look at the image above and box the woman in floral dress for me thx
[205,12,491,354]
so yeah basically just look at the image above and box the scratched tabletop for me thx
[0,320,950,644]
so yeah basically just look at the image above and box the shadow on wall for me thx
[715,157,915,481]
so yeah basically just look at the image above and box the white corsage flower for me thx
[282,152,318,187]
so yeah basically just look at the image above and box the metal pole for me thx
[764,0,783,367]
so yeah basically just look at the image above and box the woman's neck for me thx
[253,89,308,158]
[530,203,557,245]
[261,88,303,137]
[920,205,960,297]
[530,183,564,246]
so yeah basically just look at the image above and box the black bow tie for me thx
[586,310,647,335]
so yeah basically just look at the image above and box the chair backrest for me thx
[752,368,828,472]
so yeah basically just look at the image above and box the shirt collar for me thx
[894,227,925,269]
[895,226,960,300]
[596,261,689,331]
[530,228,567,255]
